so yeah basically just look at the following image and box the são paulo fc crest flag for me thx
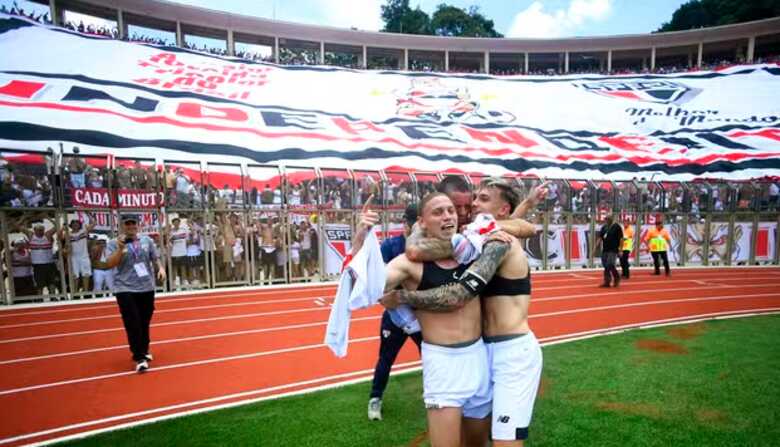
[1,14,780,180]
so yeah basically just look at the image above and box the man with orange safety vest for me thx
[644,221,672,276]
[620,217,634,279]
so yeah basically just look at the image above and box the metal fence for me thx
[2,148,778,304]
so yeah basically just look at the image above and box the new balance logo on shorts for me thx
[497,415,511,423]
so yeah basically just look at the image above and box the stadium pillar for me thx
[445,50,449,72]
[176,21,183,47]
[49,0,62,26]
[650,46,656,71]
[320,41,325,65]
[524,52,529,73]
[227,30,234,56]
[564,51,569,73]
[274,37,279,64]
[607,50,612,72]
[361,45,367,69]
[747,36,755,62]
[117,9,127,40]
[484,51,489,74]
[403,48,408,70]
[697,42,703,67]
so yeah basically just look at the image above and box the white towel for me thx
[325,230,387,357]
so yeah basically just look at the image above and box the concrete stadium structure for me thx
[31,0,780,73]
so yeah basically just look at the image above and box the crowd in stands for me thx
[1,2,49,23]
[3,3,778,74]
[3,150,780,302]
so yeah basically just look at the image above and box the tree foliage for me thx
[430,5,503,37]
[381,1,502,37]
[657,0,780,32]
[381,0,431,35]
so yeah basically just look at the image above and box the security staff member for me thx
[105,215,166,373]
[620,217,634,279]
[644,220,672,276]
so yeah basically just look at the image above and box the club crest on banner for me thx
[395,77,515,124]
[573,80,700,104]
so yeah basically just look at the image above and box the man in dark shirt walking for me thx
[595,215,623,288]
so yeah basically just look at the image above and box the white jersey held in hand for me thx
[325,230,386,358]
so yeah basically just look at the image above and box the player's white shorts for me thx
[93,269,115,291]
[421,338,492,419]
[70,255,92,278]
[486,331,543,441]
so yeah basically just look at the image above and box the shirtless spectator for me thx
[91,235,114,296]
[61,215,97,295]
[168,217,189,289]
[258,218,277,283]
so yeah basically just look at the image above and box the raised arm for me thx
[511,181,549,219]
[405,223,453,262]
[386,241,511,312]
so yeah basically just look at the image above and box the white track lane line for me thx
[4,281,779,344]
[2,268,774,318]
[0,315,382,365]
[3,273,777,330]
[0,286,339,318]
[0,335,379,397]
[4,281,780,363]
[2,291,778,397]
[6,309,780,447]
[0,306,331,344]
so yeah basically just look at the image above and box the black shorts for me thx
[261,249,276,265]
[172,256,187,267]
[33,263,58,288]
[13,276,36,296]
[187,254,203,267]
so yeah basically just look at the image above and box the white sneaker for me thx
[135,360,149,373]
[367,397,382,421]
[144,353,153,362]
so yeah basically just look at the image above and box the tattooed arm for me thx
[397,241,510,312]
[405,223,453,262]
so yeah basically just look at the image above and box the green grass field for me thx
[59,314,780,447]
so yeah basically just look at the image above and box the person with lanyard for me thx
[105,214,166,373]
[594,214,623,288]
[644,219,672,276]
[620,217,634,279]
[367,204,423,421]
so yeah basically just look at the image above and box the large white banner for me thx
[1,14,779,180]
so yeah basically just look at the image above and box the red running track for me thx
[0,267,779,446]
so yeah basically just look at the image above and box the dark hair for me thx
[479,177,520,210]
[403,204,418,226]
[418,192,450,217]
[437,175,470,196]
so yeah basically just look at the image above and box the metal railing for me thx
[2,148,778,304]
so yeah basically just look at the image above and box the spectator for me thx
[91,235,114,296]
[10,238,36,297]
[62,216,97,295]
[18,218,60,296]
[168,216,189,289]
